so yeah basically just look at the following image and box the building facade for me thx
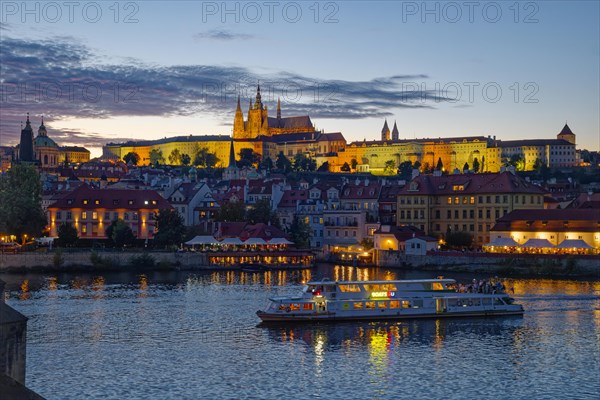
[395,171,546,245]
[48,184,172,240]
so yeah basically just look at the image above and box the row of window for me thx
[68,199,158,206]
[55,211,154,221]
[434,224,491,233]
[400,195,543,206]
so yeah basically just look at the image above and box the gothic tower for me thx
[381,119,391,141]
[391,120,399,141]
[233,96,245,139]
[557,122,576,145]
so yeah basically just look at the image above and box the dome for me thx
[34,135,59,148]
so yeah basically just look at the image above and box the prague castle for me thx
[102,85,577,173]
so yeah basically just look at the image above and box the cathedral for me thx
[232,85,315,139]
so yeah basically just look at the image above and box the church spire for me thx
[391,120,399,141]
[277,97,281,119]
[381,119,390,141]
[236,95,241,112]
[255,83,262,109]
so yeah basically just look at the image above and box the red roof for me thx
[48,184,171,210]
[397,172,544,196]
[492,208,600,233]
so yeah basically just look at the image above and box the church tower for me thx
[233,96,245,139]
[245,84,269,138]
[381,119,391,141]
[19,113,35,162]
[391,120,399,141]
[557,122,576,145]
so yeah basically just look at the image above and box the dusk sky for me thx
[1,1,598,157]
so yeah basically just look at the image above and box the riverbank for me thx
[0,250,311,274]
[1,250,598,278]
[375,251,600,278]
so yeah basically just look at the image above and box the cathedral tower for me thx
[19,114,35,162]
[391,121,399,141]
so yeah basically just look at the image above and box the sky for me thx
[1,1,598,158]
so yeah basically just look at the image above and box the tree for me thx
[472,157,480,173]
[0,164,47,243]
[180,153,191,166]
[533,157,544,172]
[481,156,486,172]
[214,201,246,222]
[445,230,473,248]
[194,147,220,168]
[289,216,311,249]
[317,161,329,172]
[153,209,186,248]
[237,148,260,169]
[275,152,292,174]
[259,157,274,172]
[351,158,358,170]
[56,222,78,247]
[293,153,316,172]
[123,152,140,165]
[360,238,374,250]
[149,149,165,166]
[436,157,444,171]
[413,160,421,171]
[463,162,470,172]
[246,198,277,225]
[168,148,182,165]
[508,154,525,171]
[341,162,351,172]
[398,160,413,179]
[106,219,136,248]
[384,160,396,175]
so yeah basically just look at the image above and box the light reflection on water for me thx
[3,266,600,400]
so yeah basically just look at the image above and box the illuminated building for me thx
[395,171,546,245]
[47,184,171,240]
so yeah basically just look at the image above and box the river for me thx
[3,265,599,400]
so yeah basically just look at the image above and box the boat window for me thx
[390,301,400,309]
[339,284,362,293]
[324,285,336,292]
[432,282,444,291]
[401,300,411,308]
[412,300,423,308]
[377,301,388,309]
[278,304,287,311]
[353,302,363,309]
[365,301,376,309]
[364,283,397,292]
[290,304,301,311]
[302,303,313,310]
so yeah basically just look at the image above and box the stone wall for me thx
[0,280,28,384]
[375,250,600,276]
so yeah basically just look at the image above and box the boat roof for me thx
[306,279,456,285]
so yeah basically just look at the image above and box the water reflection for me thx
[261,317,523,352]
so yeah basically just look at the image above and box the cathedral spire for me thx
[277,97,281,119]
[255,83,262,109]
[236,95,241,112]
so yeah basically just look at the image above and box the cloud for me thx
[193,29,256,41]
[0,35,456,147]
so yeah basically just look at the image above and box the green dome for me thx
[34,136,59,148]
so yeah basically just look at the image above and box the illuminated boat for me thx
[256,278,523,322]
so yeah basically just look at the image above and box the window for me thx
[81,224,87,234]
[82,212,87,220]
[447,210,451,219]
[462,197,468,204]
[83,199,89,205]
[128,200,134,205]
[447,197,452,205]
[365,301,376,309]
[377,301,388,309]
[435,210,440,219]
[94,200,100,205]
[66,211,72,220]
[503,195,508,203]
[486,210,491,219]
[133,213,138,221]
[435,224,440,231]
[470,197,475,204]
[478,210,483,218]
[124,213,129,220]
[454,210,459,219]
[390,301,400,309]
[462,210,467,219]
[495,196,500,203]
[454,197,459,205]
[92,212,98,220]
[478,196,483,203]
[56,211,62,219]
[353,302,363,309]
[469,210,474,219]
[470,224,474,231]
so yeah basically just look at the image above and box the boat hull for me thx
[256,309,524,323]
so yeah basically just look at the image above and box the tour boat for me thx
[256,278,524,322]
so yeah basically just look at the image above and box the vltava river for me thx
[4,266,600,400]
